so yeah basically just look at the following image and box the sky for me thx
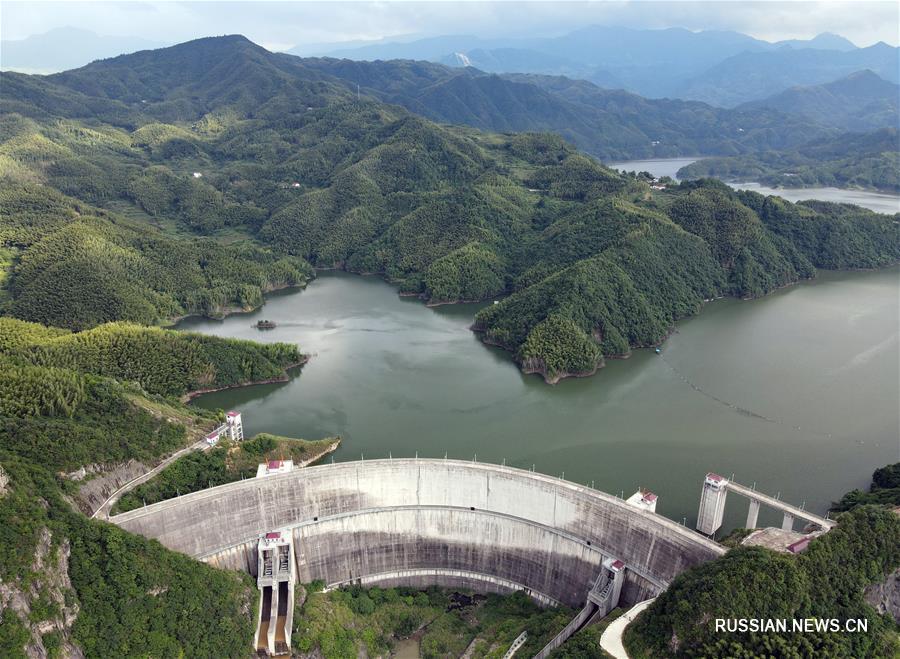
[2,1,898,51]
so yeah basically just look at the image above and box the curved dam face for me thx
[110,459,724,608]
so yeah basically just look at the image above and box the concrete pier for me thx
[781,513,795,532]
[746,499,760,529]
[110,459,724,610]
[696,473,835,536]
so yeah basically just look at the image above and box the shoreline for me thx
[294,439,342,468]
[470,272,830,384]
[164,279,311,327]
[726,179,900,197]
[180,356,310,403]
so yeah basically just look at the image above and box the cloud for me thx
[1,1,897,48]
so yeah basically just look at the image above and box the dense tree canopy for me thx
[2,37,897,382]
[626,505,900,658]
[679,128,900,193]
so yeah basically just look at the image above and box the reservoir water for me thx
[179,265,899,534]
[606,157,900,214]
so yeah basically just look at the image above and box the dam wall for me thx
[111,459,724,607]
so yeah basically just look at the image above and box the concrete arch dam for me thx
[109,459,725,608]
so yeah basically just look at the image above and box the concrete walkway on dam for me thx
[109,458,725,608]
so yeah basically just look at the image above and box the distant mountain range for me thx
[740,70,900,132]
[296,57,831,159]
[677,42,899,106]
[4,25,896,109]
[0,27,168,74]
[301,26,896,106]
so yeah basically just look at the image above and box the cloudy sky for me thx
[2,1,898,51]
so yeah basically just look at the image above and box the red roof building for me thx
[787,537,811,554]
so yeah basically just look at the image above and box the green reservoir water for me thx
[178,267,899,533]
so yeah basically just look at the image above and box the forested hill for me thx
[739,70,900,133]
[1,35,898,386]
[3,37,831,161]
[624,467,900,658]
[0,317,306,656]
[676,42,900,107]
[294,57,830,160]
[678,128,900,193]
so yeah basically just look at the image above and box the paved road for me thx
[92,438,340,520]
[599,598,656,659]
[91,438,211,520]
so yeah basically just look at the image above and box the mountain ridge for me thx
[304,25,890,103]
[738,69,899,131]
[2,34,897,380]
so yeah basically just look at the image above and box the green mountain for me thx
[0,316,305,656]
[625,505,900,658]
[0,33,898,657]
[678,128,900,193]
[296,57,830,160]
[2,35,897,386]
[740,70,900,132]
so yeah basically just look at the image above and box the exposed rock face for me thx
[865,567,900,623]
[0,464,8,496]
[70,459,150,516]
[0,528,83,658]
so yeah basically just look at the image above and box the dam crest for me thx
[110,458,725,610]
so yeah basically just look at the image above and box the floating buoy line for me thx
[657,352,836,440]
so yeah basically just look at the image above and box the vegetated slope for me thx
[624,470,900,658]
[112,433,339,513]
[0,322,301,655]
[0,317,302,398]
[473,178,897,382]
[678,128,900,193]
[739,70,900,132]
[0,455,257,658]
[832,463,900,512]
[2,35,898,385]
[0,181,312,330]
[297,57,830,160]
[293,586,572,657]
